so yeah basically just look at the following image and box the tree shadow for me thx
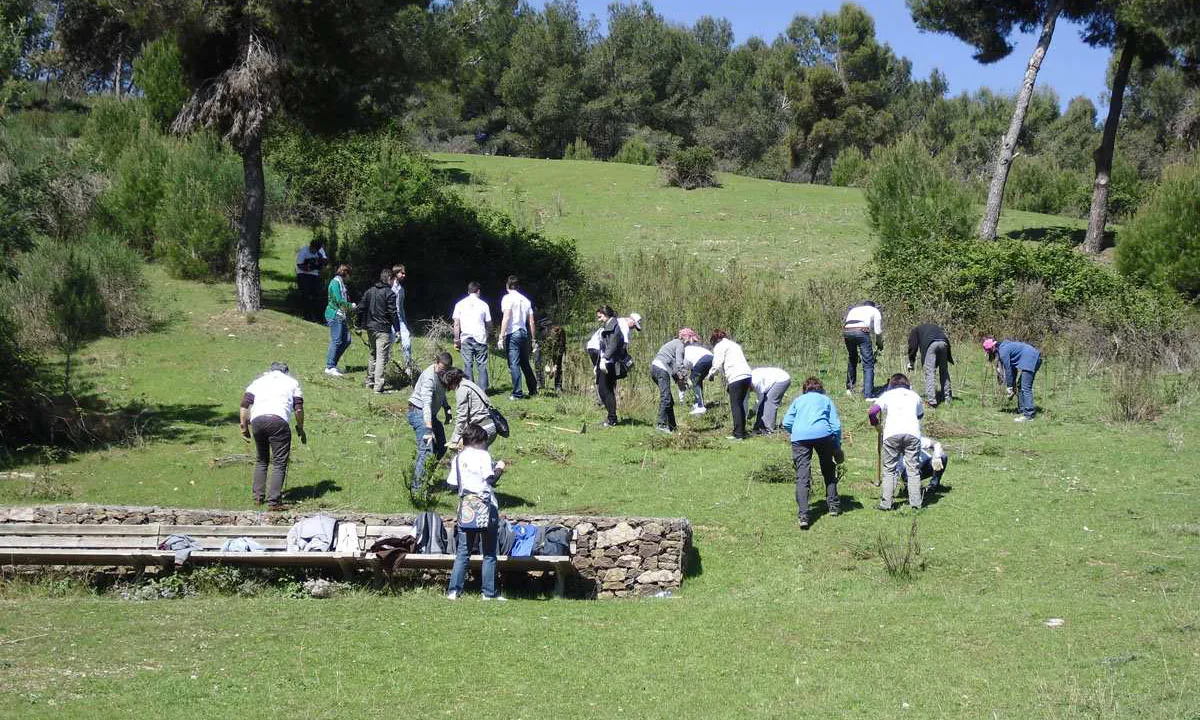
[1002,225,1109,249]
[431,166,475,186]
[283,479,342,503]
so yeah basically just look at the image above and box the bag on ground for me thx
[414,511,451,554]
[509,522,539,557]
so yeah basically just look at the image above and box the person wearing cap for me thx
[707,329,753,440]
[620,313,643,344]
[983,337,1042,422]
[750,366,792,435]
[680,329,711,414]
[239,362,305,511]
[781,377,844,529]
[869,373,925,511]
[843,300,883,398]
[497,275,538,399]
[650,335,689,433]
[906,323,953,406]
[452,280,493,392]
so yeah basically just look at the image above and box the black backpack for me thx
[536,525,571,556]
[414,511,451,554]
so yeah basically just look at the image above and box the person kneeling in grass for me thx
[869,373,925,511]
[781,377,843,530]
[446,423,506,601]
[893,435,949,496]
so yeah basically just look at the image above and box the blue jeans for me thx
[391,320,412,364]
[461,337,489,391]
[505,328,537,397]
[406,407,446,491]
[325,316,351,369]
[691,356,712,407]
[448,510,499,597]
[1018,361,1040,419]
[843,330,875,398]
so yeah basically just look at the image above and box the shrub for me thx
[264,124,384,222]
[77,98,151,168]
[830,147,869,187]
[612,136,654,166]
[562,137,594,161]
[132,35,189,129]
[50,249,105,392]
[864,135,974,246]
[1004,154,1086,217]
[1117,155,1200,300]
[153,133,242,279]
[663,145,718,189]
[94,126,169,255]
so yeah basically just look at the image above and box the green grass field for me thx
[1,161,1195,719]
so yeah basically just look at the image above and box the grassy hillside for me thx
[0,177,1194,718]
[432,153,1085,281]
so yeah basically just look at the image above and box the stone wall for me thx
[0,505,692,599]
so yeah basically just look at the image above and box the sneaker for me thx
[690,405,707,415]
[1014,415,1033,423]
[600,421,617,428]
[726,435,746,441]
[678,390,686,402]
[828,507,841,517]
[926,399,938,408]
[324,367,343,377]
[798,516,810,530]
[446,591,460,600]
[654,425,674,434]
[509,394,524,401]
[481,595,508,602]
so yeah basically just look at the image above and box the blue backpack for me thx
[509,523,539,557]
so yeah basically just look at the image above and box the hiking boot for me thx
[798,516,811,530]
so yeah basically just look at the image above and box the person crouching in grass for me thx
[869,373,925,511]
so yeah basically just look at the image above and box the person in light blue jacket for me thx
[983,337,1043,422]
[781,377,844,529]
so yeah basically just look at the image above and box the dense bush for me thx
[562,137,594,161]
[662,145,718,189]
[153,134,242,278]
[830,147,869,187]
[1004,154,1085,217]
[864,136,974,247]
[1117,155,1200,300]
[340,142,583,321]
[612,136,655,165]
[77,98,150,168]
[264,125,385,222]
[132,36,189,128]
[93,126,169,255]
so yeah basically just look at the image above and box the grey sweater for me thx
[450,379,495,445]
[408,364,449,426]
[652,339,687,375]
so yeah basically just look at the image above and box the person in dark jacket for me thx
[906,323,954,406]
[595,306,625,427]
[358,269,398,393]
[983,337,1042,422]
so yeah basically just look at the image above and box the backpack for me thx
[495,519,514,556]
[509,522,539,557]
[414,511,451,554]
[536,525,571,556]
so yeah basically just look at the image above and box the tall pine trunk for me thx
[1084,40,1136,254]
[978,0,1064,240]
[235,133,265,312]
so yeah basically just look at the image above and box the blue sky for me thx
[536,0,1113,111]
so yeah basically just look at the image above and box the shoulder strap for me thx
[469,385,492,410]
[454,454,465,498]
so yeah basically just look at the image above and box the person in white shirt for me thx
[295,239,327,322]
[868,373,925,510]
[750,367,792,435]
[452,281,493,392]
[843,300,883,398]
[707,329,753,440]
[892,435,949,495]
[446,423,506,601]
[619,312,643,345]
[238,362,305,511]
[497,275,538,399]
[679,328,711,414]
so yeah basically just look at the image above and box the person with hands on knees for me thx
[446,423,506,601]
[869,373,925,511]
[407,352,453,493]
[983,337,1042,422]
[240,362,304,511]
[842,300,883,398]
[781,377,844,530]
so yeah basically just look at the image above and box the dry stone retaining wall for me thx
[0,505,692,599]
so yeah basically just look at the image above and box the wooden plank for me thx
[0,524,160,537]
[377,554,570,570]
[1,549,173,565]
[187,552,360,568]
[364,525,415,537]
[184,537,290,550]
[0,536,160,549]
[161,526,292,537]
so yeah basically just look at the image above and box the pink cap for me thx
[981,337,997,352]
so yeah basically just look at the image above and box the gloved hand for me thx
[1005,387,1015,399]
[905,362,913,372]
[297,427,307,445]
[422,432,434,446]
[931,457,944,472]
[240,426,251,442]
[597,361,608,374]
[532,340,540,355]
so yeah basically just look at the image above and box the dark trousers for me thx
[651,366,676,430]
[597,364,618,424]
[792,435,840,519]
[690,356,712,407]
[251,415,291,505]
[843,329,875,398]
[297,274,321,322]
[727,377,751,438]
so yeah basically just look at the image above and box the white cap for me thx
[628,312,643,330]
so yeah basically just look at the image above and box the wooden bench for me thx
[0,522,575,595]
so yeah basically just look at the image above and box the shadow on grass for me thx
[809,495,865,527]
[1002,225,1112,250]
[283,479,342,503]
[683,541,703,579]
[431,166,475,186]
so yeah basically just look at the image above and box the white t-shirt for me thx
[452,294,492,344]
[500,291,533,335]
[711,339,752,384]
[295,246,326,276]
[751,367,791,393]
[844,304,882,335]
[874,387,924,439]
[618,318,637,344]
[447,447,498,508]
[586,328,603,351]
[246,371,303,423]
[684,345,712,365]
